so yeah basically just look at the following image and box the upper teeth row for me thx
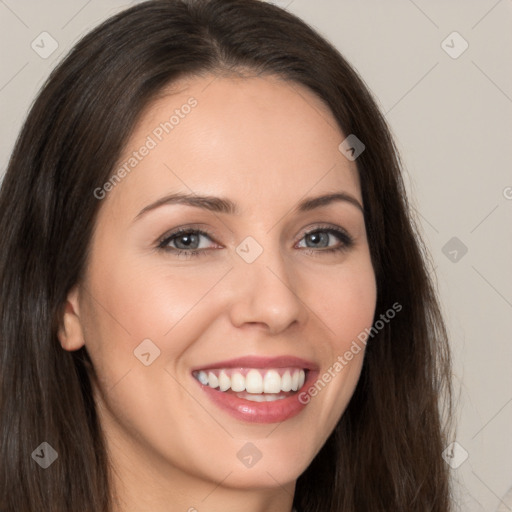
[195,368,306,394]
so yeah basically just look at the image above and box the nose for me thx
[226,241,308,335]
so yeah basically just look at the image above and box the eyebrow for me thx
[134,191,363,221]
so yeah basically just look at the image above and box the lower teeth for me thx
[235,392,289,402]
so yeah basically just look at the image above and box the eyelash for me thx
[157,225,354,259]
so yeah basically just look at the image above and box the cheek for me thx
[304,254,377,344]
[80,254,231,379]
[298,254,376,424]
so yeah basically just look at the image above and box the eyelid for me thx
[295,222,351,240]
[156,224,220,247]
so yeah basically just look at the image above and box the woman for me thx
[0,0,453,510]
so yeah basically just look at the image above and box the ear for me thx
[57,285,85,351]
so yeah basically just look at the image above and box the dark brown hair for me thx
[0,1,453,510]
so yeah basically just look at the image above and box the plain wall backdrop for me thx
[0,1,511,510]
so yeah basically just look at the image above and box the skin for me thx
[58,73,377,512]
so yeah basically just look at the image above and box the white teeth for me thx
[218,370,231,392]
[208,371,219,388]
[281,371,292,392]
[263,369,281,393]
[195,368,307,394]
[241,393,266,402]
[298,370,305,389]
[291,370,299,391]
[245,369,263,393]
[231,372,245,392]
[242,393,288,402]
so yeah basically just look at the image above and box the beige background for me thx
[1,1,511,510]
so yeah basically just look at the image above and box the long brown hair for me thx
[0,1,453,510]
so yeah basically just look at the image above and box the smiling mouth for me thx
[192,367,307,402]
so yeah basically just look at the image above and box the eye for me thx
[157,224,354,259]
[296,225,354,254]
[157,227,218,259]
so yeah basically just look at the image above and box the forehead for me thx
[104,73,361,217]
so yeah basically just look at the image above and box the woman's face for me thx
[60,74,377,505]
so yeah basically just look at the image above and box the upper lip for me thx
[191,355,318,372]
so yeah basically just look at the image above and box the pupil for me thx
[308,232,327,247]
[179,233,197,248]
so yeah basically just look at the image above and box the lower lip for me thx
[195,370,319,424]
